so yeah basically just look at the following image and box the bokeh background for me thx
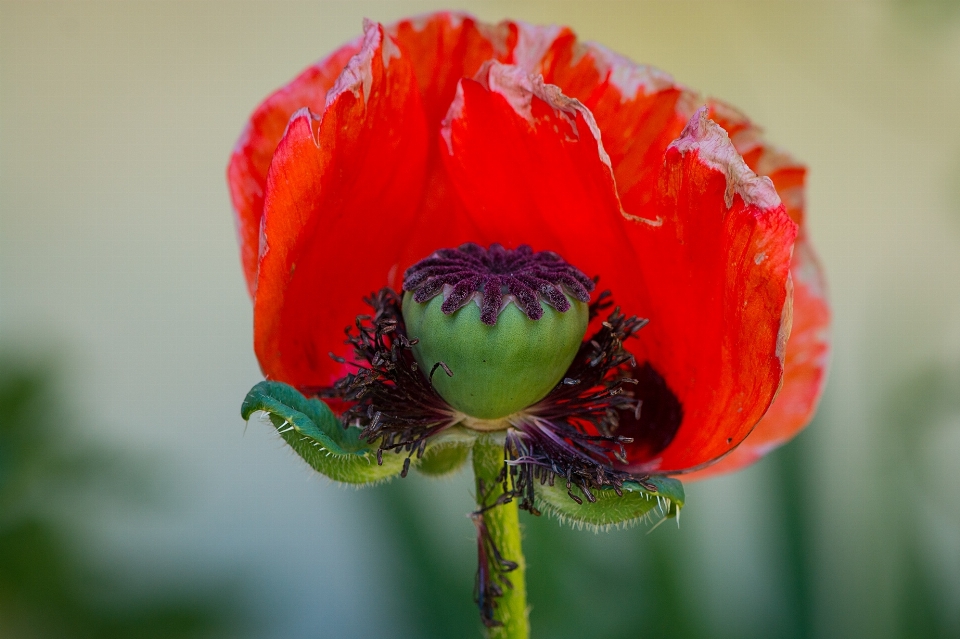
[2,1,959,637]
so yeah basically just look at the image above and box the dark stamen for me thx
[324,289,458,464]
[428,361,454,381]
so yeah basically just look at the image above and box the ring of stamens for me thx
[330,288,651,500]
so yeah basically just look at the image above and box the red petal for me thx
[682,103,831,480]
[389,14,587,130]
[538,41,829,474]
[254,22,429,388]
[540,40,693,219]
[388,13,509,129]
[380,14,512,283]
[384,15,589,277]
[437,62,642,300]
[685,237,829,478]
[708,99,809,227]
[228,39,362,296]
[244,14,593,287]
[536,39,818,473]
[431,50,801,474]
[620,108,798,473]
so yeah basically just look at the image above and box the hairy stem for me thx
[473,436,528,639]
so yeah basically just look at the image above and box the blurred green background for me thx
[1,1,959,638]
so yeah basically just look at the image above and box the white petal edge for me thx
[669,107,782,211]
[325,20,399,110]
[441,60,616,179]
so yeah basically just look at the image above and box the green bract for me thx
[535,476,684,530]
[240,381,407,484]
[401,291,589,420]
[240,384,686,532]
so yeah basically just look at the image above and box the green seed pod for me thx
[401,244,596,423]
[402,291,589,421]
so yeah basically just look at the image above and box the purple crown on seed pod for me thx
[402,243,595,325]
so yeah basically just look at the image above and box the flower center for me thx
[333,284,649,495]
[401,244,594,421]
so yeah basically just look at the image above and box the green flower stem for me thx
[473,437,529,639]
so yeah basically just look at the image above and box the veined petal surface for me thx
[684,103,830,478]
[438,62,640,296]
[617,109,797,473]
[254,21,429,387]
[229,40,362,295]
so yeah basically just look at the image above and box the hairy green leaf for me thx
[534,475,684,530]
[240,381,406,484]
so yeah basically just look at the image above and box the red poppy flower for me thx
[228,13,829,478]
